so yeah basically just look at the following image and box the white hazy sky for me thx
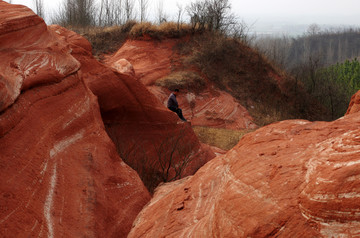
[5,0,360,34]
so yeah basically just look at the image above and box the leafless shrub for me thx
[186,0,238,35]
[153,130,194,183]
[108,128,195,193]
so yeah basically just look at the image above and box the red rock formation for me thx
[111,58,136,77]
[50,24,215,191]
[129,112,360,237]
[105,39,256,130]
[0,3,80,112]
[0,2,150,237]
[346,90,360,115]
[1,3,215,237]
[106,39,175,86]
[150,86,257,129]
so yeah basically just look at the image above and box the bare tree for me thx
[307,23,321,36]
[207,0,232,31]
[186,0,236,33]
[33,0,44,18]
[124,0,135,22]
[99,0,123,26]
[156,0,166,24]
[138,0,149,22]
[176,3,184,29]
[186,0,208,32]
[52,0,96,27]
[77,0,96,26]
[113,0,124,25]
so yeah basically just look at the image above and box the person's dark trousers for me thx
[168,106,187,121]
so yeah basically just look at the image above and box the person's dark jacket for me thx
[167,93,178,109]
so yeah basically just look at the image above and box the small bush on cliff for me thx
[81,21,136,57]
[155,71,206,92]
[129,21,192,39]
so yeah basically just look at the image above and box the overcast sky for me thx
[5,0,360,35]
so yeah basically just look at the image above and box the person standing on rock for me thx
[167,89,187,122]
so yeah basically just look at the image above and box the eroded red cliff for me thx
[105,39,257,130]
[50,24,215,191]
[0,2,151,237]
[129,110,360,237]
[0,2,213,237]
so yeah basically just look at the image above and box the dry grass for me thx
[192,126,254,151]
[129,22,157,37]
[155,71,206,92]
[247,102,286,127]
[79,21,136,56]
[129,21,192,39]
[157,22,192,37]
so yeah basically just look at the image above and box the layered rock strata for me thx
[129,111,360,237]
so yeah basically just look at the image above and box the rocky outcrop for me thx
[106,39,175,86]
[346,90,360,115]
[0,2,150,237]
[111,58,135,77]
[0,2,215,236]
[0,3,80,112]
[0,2,214,237]
[105,39,256,130]
[150,86,257,129]
[129,111,360,237]
[51,24,215,192]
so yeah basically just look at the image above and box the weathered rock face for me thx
[346,90,360,115]
[0,2,151,237]
[105,39,256,130]
[106,39,175,86]
[51,25,215,191]
[150,86,257,129]
[1,3,215,237]
[0,74,150,238]
[129,111,360,237]
[111,58,135,77]
[0,3,80,112]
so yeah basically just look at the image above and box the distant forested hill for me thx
[255,28,360,70]
[255,27,360,120]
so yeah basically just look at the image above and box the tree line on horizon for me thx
[255,25,360,120]
[27,0,243,34]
